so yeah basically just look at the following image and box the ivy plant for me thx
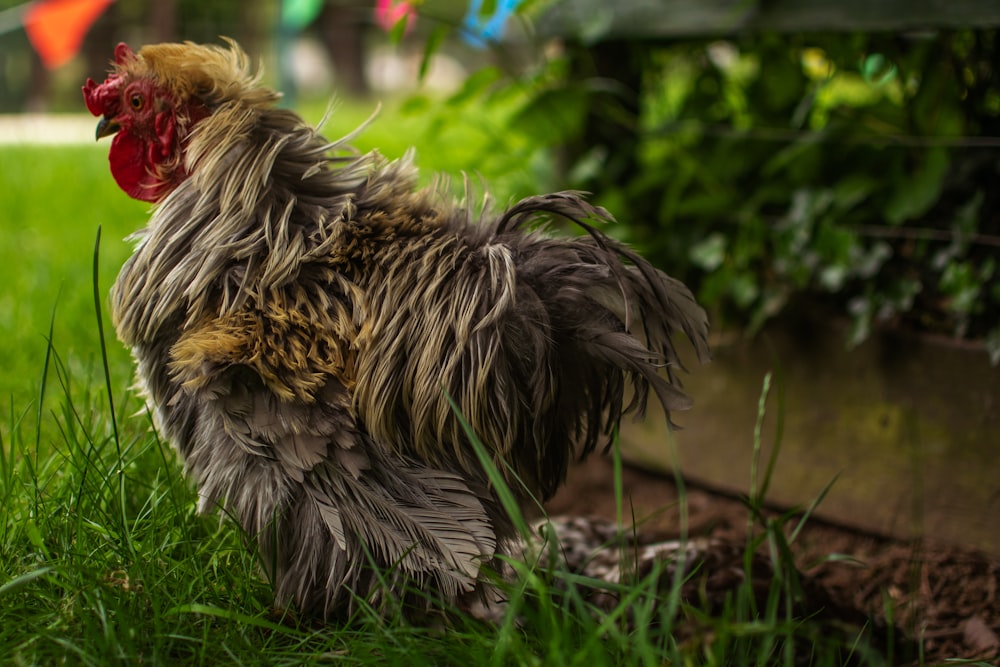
[411,13,1000,362]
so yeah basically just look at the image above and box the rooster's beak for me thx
[95,116,120,140]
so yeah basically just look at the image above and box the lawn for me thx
[0,99,890,665]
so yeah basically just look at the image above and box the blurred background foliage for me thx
[542,31,1000,360]
[1,0,998,363]
[419,19,1000,363]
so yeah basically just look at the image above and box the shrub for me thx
[427,24,1000,362]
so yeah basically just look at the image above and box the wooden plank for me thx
[537,0,1000,40]
[618,311,1000,555]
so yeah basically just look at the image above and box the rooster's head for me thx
[83,40,278,202]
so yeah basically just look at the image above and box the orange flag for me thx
[24,0,114,69]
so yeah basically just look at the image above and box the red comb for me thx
[81,42,133,117]
[114,42,135,65]
[82,73,122,117]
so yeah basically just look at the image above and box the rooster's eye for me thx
[130,94,144,111]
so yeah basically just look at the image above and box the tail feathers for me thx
[583,330,695,414]
[497,191,710,460]
[496,190,617,236]
[498,189,709,355]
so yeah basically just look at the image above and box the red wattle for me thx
[109,131,168,203]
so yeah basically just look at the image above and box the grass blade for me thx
[0,566,53,598]
[92,226,132,558]
[442,387,532,539]
[167,603,307,636]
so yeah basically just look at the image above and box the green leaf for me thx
[389,14,410,46]
[985,327,1000,366]
[940,261,980,316]
[399,94,432,115]
[447,66,503,106]
[729,273,760,308]
[859,53,897,87]
[23,520,49,559]
[854,241,892,279]
[418,25,449,83]
[567,146,608,185]
[761,132,824,178]
[508,86,587,146]
[847,294,873,347]
[831,174,877,212]
[883,147,949,225]
[578,7,615,44]
[818,264,848,291]
[689,232,727,271]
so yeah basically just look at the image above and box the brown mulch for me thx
[544,456,1000,665]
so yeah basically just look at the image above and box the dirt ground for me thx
[544,456,1000,665]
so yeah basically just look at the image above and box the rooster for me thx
[83,40,710,618]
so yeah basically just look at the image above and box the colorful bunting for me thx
[9,0,527,71]
[374,0,416,34]
[24,0,114,69]
[461,0,523,49]
[280,0,324,32]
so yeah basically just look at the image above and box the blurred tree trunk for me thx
[25,48,50,112]
[150,0,177,42]
[563,40,645,202]
[319,2,368,96]
[82,1,120,83]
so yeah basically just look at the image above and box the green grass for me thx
[0,346,895,665]
[0,102,901,665]
[0,144,143,407]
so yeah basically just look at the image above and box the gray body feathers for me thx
[111,96,709,618]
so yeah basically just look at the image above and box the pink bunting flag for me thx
[374,0,416,34]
